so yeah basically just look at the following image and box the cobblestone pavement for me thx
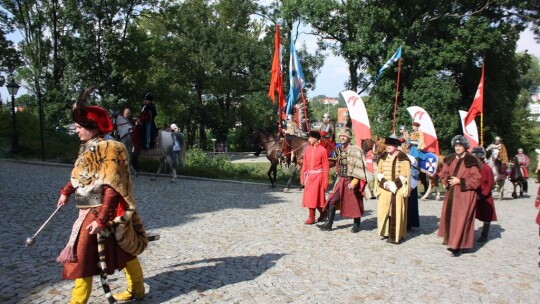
[1,159,539,304]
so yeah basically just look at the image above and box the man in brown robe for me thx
[438,135,482,257]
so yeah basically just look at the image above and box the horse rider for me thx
[515,148,530,194]
[408,120,425,161]
[285,114,301,136]
[137,92,158,150]
[319,113,336,158]
[57,92,147,303]
[486,136,509,166]
[398,125,410,153]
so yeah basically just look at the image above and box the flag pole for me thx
[480,113,483,146]
[300,89,310,132]
[392,58,402,134]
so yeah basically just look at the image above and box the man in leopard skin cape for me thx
[56,94,147,303]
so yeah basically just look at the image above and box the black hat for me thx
[308,130,321,140]
[143,92,153,101]
[385,134,401,146]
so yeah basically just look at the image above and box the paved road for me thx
[1,159,539,303]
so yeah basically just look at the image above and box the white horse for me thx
[486,149,506,200]
[112,114,185,182]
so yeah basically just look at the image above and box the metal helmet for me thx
[287,115,293,121]
[494,136,501,143]
[323,113,330,119]
[451,135,470,149]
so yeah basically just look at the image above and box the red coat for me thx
[476,163,497,222]
[61,184,134,279]
[301,143,329,208]
[438,153,482,250]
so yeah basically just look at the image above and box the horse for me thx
[281,134,309,191]
[112,114,185,182]
[486,148,506,200]
[509,156,525,199]
[247,129,283,188]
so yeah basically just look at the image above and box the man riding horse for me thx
[318,113,336,158]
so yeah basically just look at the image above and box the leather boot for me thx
[113,258,145,301]
[305,208,316,225]
[351,218,361,233]
[317,207,327,222]
[69,277,92,304]
[317,205,335,231]
[477,222,490,242]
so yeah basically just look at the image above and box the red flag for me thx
[268,24,286,110]
[464,65,484,126]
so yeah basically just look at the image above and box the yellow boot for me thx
[69,276,93,304]
[113,258,145,301]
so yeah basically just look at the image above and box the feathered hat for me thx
[72,88,113,134]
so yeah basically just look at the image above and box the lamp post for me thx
[0,76,5,106]
[6,77,20,154]
[211,138,216,154]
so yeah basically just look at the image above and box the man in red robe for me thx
[318,128,368,233]
[471,146,497,243]
[438,135,482,257]
[300,131,329,224]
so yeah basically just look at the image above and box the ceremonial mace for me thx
[25,205,63,246]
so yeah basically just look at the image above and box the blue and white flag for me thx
[376,46,402,80]
[286,38,305,115]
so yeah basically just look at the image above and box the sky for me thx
[307,27,540,98]
[1,22,539,102]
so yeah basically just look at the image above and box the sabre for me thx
[25,205,63,247]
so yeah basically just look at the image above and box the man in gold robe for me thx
[375,135,411,244]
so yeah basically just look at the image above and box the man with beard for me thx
[318,128,368,233]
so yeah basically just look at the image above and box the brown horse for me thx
[247,129,283,188]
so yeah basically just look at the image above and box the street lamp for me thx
[6,77,20,154]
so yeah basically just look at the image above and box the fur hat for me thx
[471,146,486,159]
[385,134,401,146]
[308,130,321,140]
[451,135,470,149]
[338,127,352,139]
[72,88,113,134]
